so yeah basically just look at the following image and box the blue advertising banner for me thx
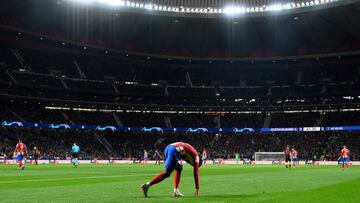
[2,120,360,133]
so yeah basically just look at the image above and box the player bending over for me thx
[141,142,202,197]
[284,145,291,169]
[14,139,28,170]
[338,145,350,170]
[71,143,80,167]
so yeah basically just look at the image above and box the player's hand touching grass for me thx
[194,189,199,197]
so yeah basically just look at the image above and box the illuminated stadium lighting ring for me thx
[67,0,339,15]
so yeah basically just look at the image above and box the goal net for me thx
[254,152,284,162]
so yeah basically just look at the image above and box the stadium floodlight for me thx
[98,0,124,6]
[267,4,283,11]
[67,0,338,15]
[144,4,152,10]
[68,0,96,4]
[223,6,246,15]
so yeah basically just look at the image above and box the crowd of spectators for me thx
[1,127,359,162]
[0,128,107,160]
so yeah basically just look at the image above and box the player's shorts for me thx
[341,157,350,163]
[202,157,207,161]
[292,157,298,162]
[34,155,39,160]
[285,156,291,162]
[72,153,78,159]
[144,157,148,161]
[17,154,24,161]
[164,145,180,171]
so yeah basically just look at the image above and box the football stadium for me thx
[0,0,360,202]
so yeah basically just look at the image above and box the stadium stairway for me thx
[112,112,123,126]
[263,113,271,128]
[94,133,121,158]
[9,109,26,123]
[61,112,74,125]
[59,78,69,89]
[314,113,324,127]
[164,116,172,128]
[11,49,32,72]
[73,60,86,79]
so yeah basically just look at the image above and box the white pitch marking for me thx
[0,173,156,184]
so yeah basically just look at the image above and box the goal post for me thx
[254,152,284,162]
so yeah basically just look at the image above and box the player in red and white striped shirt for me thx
[14,139,28,170]
[338,145,350,170]
[202,148,207,166]
[141,142,202,197]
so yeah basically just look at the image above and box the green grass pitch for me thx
[0,164,359,203]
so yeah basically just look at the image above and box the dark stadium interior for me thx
[1,0,360,163]
[1,0,360,58]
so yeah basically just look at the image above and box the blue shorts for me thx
[144,157,148,161]
[17,155,23,161]
[341,157,350,163]
[164,145,180,171]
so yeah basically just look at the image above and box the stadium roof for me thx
[0,0,360,58]
[65,0,358,18]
